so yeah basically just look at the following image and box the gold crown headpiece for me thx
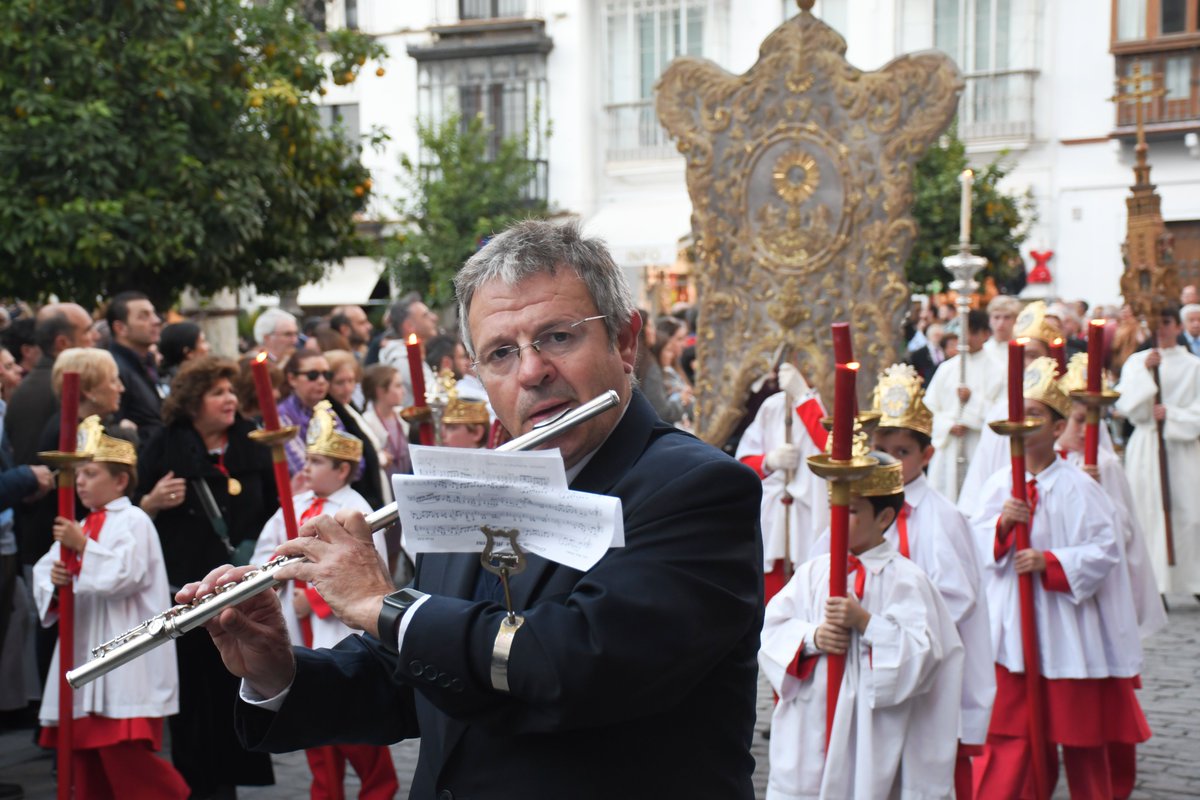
[872,363,933,436]
[1014,300,1061,346]
[1059,353,1110,395]
[306,401,363,462]
[1023,356,1072,418]
[438,374,489,426]
[851,451,904,497]
[75,416,137,465]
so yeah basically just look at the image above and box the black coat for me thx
[328,397,384,510]
[237,391,764,799]
[110,342,164,443]
[137,416,278,588]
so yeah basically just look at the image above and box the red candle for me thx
[1049,338,1066,376]
[406,334,427,408]
[831,322,853,365]
[831,362,858,460]
[1008,339,1026,422]
[251,353,281,430]
[58,372,80,452]
[1086,319,1105,393]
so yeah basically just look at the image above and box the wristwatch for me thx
[376,587,427,654]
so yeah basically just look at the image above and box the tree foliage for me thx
[0,0,386,306]
[906,129,1034,292]
[387,113,549,307]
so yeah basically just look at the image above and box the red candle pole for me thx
[831,322,853,365]
[1049,338,1066,376]
[406,334,435,446]
[56,372,80,800]
[825,361,858,745]
[1001,340,1050,800]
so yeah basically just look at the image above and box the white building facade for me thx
[314,0,1200,310]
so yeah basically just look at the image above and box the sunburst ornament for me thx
[772,150,821,205]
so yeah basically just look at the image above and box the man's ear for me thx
[618,311,642,375]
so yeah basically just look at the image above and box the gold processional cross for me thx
[1109,61,1166,148]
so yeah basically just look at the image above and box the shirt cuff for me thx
[396,593,432,652]
[1040,551,1071,593]
[240,680,292,712]
[786,638,821,682]
[993,519,1014,562]
[739,454,767,479]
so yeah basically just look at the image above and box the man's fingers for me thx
[333,509,374,543]
[178,563,256,603]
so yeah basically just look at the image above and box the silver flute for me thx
[66,389,621,689]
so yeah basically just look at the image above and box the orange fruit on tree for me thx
[376,67,385,77]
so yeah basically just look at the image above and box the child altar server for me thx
[970,357,1150,799]
[250,400,398,800]
[761,453,964,800]
[736,362,830,602]
[35,418,189,799]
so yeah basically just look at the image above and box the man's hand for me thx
[53,516,87,553]
[273,510,395,636]
[1145,349,1162,370]
[999,498,1031,534]
[1153,404,1167,422]
[1014,548,1047,575]
[814,622,850,655]
[957,386,972,403]
[950,424,967,437]
[765,443,800,473]
[825,594,870,634]
[25,466,54,501]
[177,564,296,700]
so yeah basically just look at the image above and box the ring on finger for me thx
[169,492,177,500]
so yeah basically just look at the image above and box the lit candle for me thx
[960,168,974,244]
[832,362,858,460]
[831,322,853,365]
[1050,338,1066,376]
[1008,339,1026,422]
[1087,319,1105,393]
[406,334,427,409]
[251,352,281,430]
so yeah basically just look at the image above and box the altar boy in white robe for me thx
[970,358,1149,800]
[1114,304,1200,598]
[923,310,997,504]
[250,401,397,800]
[761,454,964,800]
[34,420,189,799]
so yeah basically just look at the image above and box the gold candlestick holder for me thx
[819,411,883,438]
[1068,389,1120,428]
[247,426,300,448]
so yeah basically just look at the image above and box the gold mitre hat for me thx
[1023,356,1072,418]
[439,375,489,426]
[852,451,904,498]
[1014,300,1061,346]
[306,400,363,462]
[74,415,136,465]
[872,363,933,436]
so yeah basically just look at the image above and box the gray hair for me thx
[453,220,636,356]
[1181,303,1200,320]
[253,308,297,344]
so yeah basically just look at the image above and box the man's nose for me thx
[515,345,554,386]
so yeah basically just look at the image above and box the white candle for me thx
[960,168,974,245]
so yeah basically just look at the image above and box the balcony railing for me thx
[959,69,1038,143]
[605,100,677,162]
[419,159,548,205]
[432,0,541,24]
[1114,51,1200,131]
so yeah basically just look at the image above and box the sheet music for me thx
[409,445,569,490]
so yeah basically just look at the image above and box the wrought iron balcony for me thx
[432,0,541,24]
[605,99,677,162]
[959,69,1038,144]
[1113,51,1200,136]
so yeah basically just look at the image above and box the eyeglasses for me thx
[294,369,333,381]
[472,315,608,379]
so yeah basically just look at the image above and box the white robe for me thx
[923,349,998,504]
[808,475,994,745]
[1062,449,1166,639]
[251,485,385,649]
[1114,346,1200,594]
[760,541,963,800]
[735,390,830,571]
[971,457,1143,679]
[34,497,179,723]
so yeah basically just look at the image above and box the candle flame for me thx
[845,361,860,371]
[1090,318,1107,327]
[1052,337,1064,347]
[961,169,974,179]
[1014,337,1030,346]
[255,351,268,364]
[407,333,419,345]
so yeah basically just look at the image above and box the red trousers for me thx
[974,734,1115,800]
[71,741,190,800]
[305,744,398,800]
[956,742,983,800]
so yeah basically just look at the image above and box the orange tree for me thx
[0,0,385,305]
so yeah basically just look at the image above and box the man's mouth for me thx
[529,401,573,428]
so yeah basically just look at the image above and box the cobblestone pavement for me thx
[2,596,1197,798]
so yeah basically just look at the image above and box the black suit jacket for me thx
[111,342,164,441]
[236,391,764,799]
[3,355,55,466]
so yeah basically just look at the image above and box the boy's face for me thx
[847,494,892,554]
[75,462,128,511]
[873,428,933,485]
[1057,402,1088,453]
[443,423,485,449]
[1023,399,1067,454]
[303,454,350,497]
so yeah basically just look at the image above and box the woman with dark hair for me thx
[643,317,691,425]
[137,356,277,798]
[323,349,385,509]
[157,322,210,394]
